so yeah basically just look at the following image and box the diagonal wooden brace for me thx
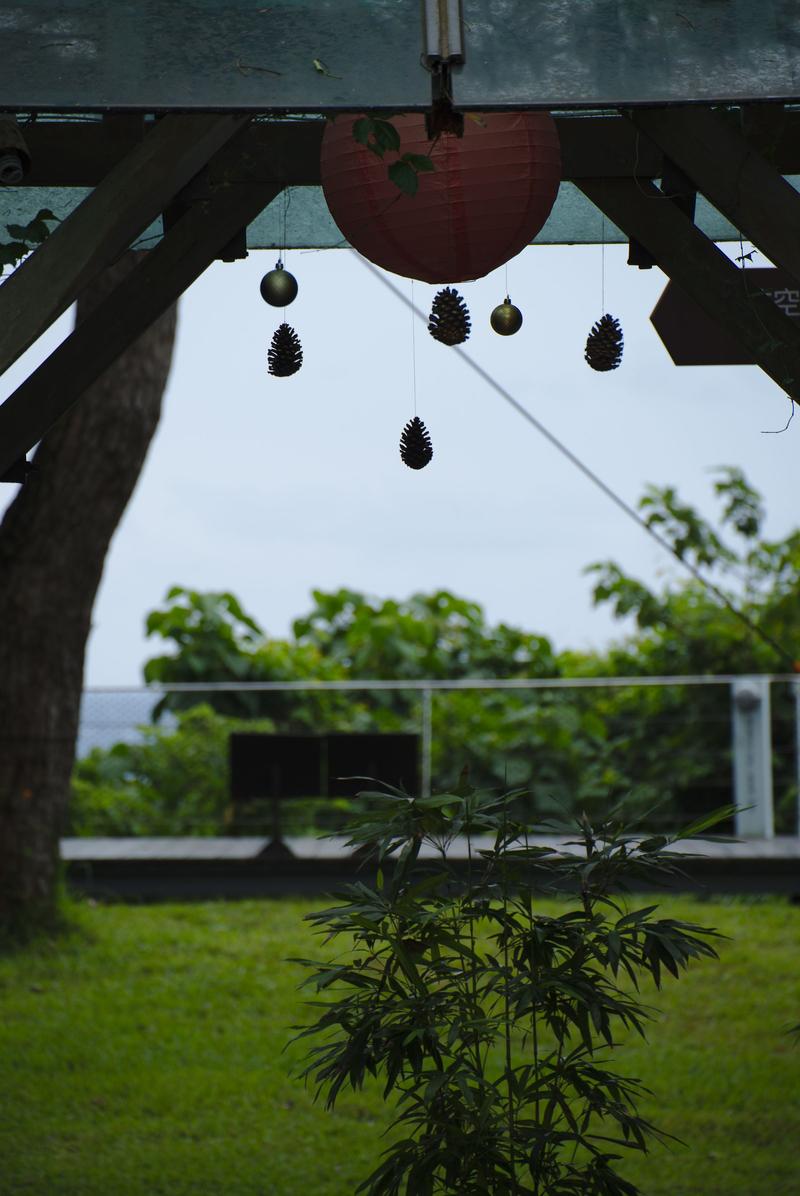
[576,176,800,401]
[0,130,282,479]
[628,105,800,286]
[0,112,249,380]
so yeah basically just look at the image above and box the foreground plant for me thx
[291,783,729,1196]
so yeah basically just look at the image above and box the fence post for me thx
[794,680,800,836]
[731,677,774,838]
[421,687,432,798]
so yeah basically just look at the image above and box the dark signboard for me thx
[229,733,420,802]
[327,733,420,800]
[229,734,324,802]
[650,268,800,366]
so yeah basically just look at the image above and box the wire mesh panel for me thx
[771,681,799,835]
[425,683,734,833]
[76,688,168,755]
[69,678,761,838]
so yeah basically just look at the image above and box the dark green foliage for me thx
[74,469,800,836]
[70,705,275,836]
[144,586,264,715]
[352,116,434,196]
[292,783,727,1196]
[582,467,800,832]
[141,584,352,725]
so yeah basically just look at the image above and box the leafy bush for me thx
[70,705,274,836]
[72,468,800,836]
[293,782,727,1196]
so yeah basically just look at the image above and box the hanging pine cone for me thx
[268,323,303,377]
[428,287,471,346]
[400,416,433,470]
[585,313,624,371]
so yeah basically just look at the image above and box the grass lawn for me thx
[0,894,798,1196]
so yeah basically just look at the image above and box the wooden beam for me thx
[12,108,800,189]
[576,176,800,400]
[0,112,249,379]
[18,119,326,187]
[0,457,32,484]
[629,105,800,285]
[0,131,282,478]
[9,115,665,185]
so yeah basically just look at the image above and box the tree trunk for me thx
[0,251,177,938]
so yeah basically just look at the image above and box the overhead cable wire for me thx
[358,255,796,671]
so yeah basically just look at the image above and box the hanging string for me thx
[282,188,291,319]
[601,214,606,313]
[282,187,289,261]
[411,279,418,416]
[361,255,798,671]
[504,261,509,299]
[736,230,797,432]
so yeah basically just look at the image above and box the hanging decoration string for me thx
[282,186,289,262]
[601,214,606,312]
[734,229,797,434]
[360,256,797,670]
[411,279,418,416]
[281,189,288,317]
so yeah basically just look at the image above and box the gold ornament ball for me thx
[260,263,298,307]
[490,297,523,336]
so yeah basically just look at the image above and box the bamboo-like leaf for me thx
[290,779,723,1195]
[671,803,740,841]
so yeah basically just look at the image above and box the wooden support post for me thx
[629,106,800,285]
[0,130,282,478]
[0,112,249,379]
[576,176,800,400]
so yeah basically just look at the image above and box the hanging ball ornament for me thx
[490,296,523,336]
[260,259,298,307]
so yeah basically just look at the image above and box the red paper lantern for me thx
[320,112,561,284]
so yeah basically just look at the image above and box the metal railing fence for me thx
[72,675,800,838]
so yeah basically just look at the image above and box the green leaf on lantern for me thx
[401,153,435,174]
[371,119,401,155]
[352,116,402,159]
[388,160,419,196]
[352,117,374,147]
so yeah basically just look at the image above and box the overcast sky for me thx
[2,239,797,687]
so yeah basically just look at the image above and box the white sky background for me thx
[2,240,798,686]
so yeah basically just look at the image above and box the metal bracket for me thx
[422,0,465,65]
[628,157,697,270]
